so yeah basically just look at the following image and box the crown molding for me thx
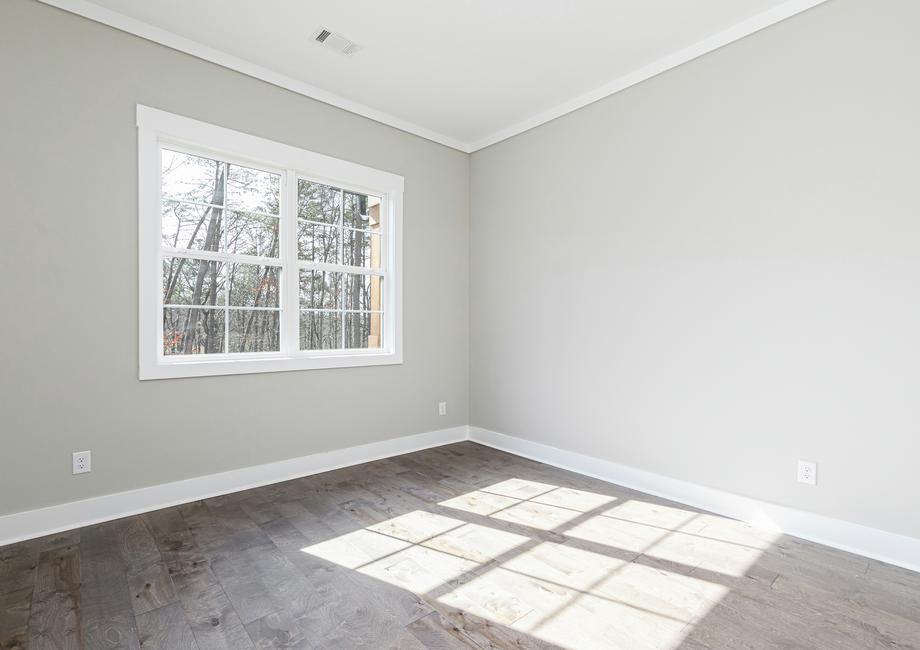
[38,0,828,154]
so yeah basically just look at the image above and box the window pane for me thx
[343,229,381,270]
[343,191,381,231]
[163,257,225,306]
[162,200,224,251]
[162,150,223,205]
[226,211,279,258]
[228,264,280,307]
[229,309,280,353]
[345,312,382,349]
[163,307,225,355]
[343,274,382,312]
[300,310,341,350]
[297,180,341,224]
[299,270,341,309]
[227,164,280,215]
[298,221,339,262]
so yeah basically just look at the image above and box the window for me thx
[138,106,402,379]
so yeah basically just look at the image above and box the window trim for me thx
[137,105,403,380]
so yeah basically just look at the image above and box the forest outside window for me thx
[138,106,403,379]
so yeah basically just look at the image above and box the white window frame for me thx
[137,105,403,380]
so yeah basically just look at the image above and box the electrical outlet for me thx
[73,450,91,475]
[797,460,816,486]
[438,401,447,416]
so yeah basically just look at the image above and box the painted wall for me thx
[0,0,469,516]
[470,0,920,539]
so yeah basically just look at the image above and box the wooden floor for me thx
[2,443,919,649]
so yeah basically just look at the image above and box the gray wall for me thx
[0,0,469,516]
[471,0,920,539]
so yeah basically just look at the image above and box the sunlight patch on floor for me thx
[423,521,529,564]
[566,513,671,554]
[302,510,531,591]
[367,510,463,544]
[531,486,618,511]
[437,540,729,649]
[565,500,782,578]
[492,500,584,531]
[301,479,782,649]
[601,499,700,530]
[479,478,558,500]
[303,528,412,569]
[440,479,619,532]
[361,543,480,593]
[439,490,520,516]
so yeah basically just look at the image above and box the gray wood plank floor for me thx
[2,442,919,649]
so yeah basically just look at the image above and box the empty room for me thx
[2,0,919,647]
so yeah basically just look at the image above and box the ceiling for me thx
[43,0,827,151]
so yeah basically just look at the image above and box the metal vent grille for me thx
[311,27,360,56]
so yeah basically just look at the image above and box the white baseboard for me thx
[5,424,918,574]
[0,426,469,547]
[469,427,920,573]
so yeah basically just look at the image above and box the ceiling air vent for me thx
[311,27,361,56]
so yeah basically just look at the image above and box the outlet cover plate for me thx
[73,450,91,475]
[797,459,817,485]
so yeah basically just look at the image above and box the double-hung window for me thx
[137,106,403,379]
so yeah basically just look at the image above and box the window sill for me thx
[139,350,402,380]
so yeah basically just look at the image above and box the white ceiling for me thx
[43,0,827,151]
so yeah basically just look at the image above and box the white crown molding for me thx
[469,0,830,151]
[469,427,920,573]
[0,426,469,547]
[38,0,828,154]
[36,0,472,153]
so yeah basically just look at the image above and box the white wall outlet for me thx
[797,459,817,485]
[438,401,447,416]
[73,450,91,475]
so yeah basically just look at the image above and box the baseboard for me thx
[469,427,920,573]
[0,426,469,547]
[7,424,917,573]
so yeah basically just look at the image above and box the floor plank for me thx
[79,523,141,649]
[111,518,177,616]
[136,603,198,649]
[27,546,81,650]
[0,542,39,598]
[405,611,481,649]
[0,587,33,650]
